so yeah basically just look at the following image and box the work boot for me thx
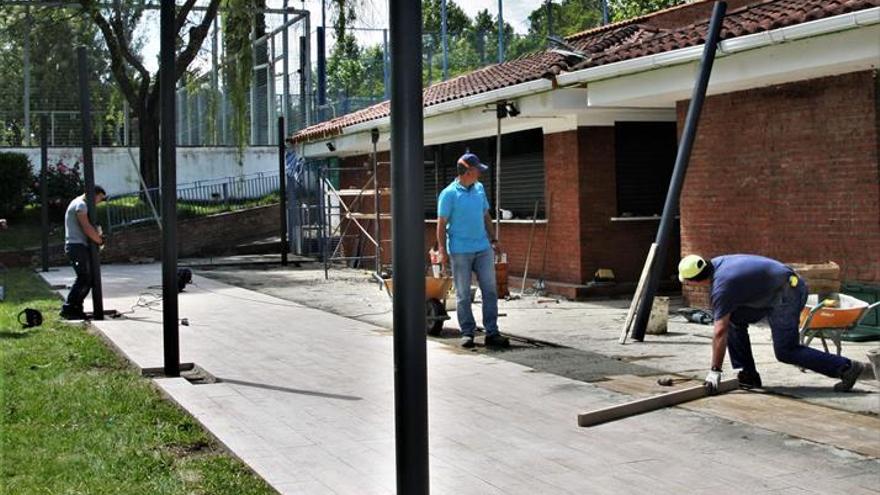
[834,361,864,392]
[737,370,762,389]
[59,309,86,321]
[484,333,510,348]
[460,335,475,348]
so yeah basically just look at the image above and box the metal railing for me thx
[103,172,280,232]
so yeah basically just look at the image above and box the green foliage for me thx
[0,8,118,146]
[35,159,85,220]
[609,0,686,21]
[328,0,364,98]
[222,0,255,158]
[526,0,603,40]
[0,269,275,494]
[0,152,33,219]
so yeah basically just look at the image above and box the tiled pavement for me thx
[43,264,880,494]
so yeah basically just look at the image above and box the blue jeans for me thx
[727,280,851,378]
[450,248,499,337]
[63,243,91,315]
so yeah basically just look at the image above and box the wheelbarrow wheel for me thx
[426,298,446,336]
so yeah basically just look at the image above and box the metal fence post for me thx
[77,47,104,320]
[160,0,180,377]
[278,117,289,265]
[40,115,49,272]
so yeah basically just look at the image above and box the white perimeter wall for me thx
[7,146,278,195]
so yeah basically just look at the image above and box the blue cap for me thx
[458,152,489,173]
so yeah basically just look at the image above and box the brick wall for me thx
[339,129,677,291]
[577,127,678,284]
[680,71,880,306]
[101,204,281,263]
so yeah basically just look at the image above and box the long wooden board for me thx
[619,243,657,344]
[578,378,739,427]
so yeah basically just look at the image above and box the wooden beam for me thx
[577,378,739,427]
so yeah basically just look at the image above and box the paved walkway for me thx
[44,264,879,494]
[204,266,880,415]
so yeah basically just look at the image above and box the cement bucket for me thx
[867,348,880,385]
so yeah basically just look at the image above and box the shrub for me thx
[32,159,85,220]
[0,152,34,219]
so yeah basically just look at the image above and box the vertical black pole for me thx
[160,0,180,376]
[390,0,429,493]
[631,1,727,342]
[300,35,308,127]
[602,0,609,25]
[316,26,326,108]
[278,117,289,266]
[77,48,104,320]
[40,115,49,272]
[372,128,381,276]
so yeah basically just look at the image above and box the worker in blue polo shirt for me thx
[678,254,865,393]
[436,152,510,349]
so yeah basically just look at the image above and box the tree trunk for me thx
[138,111,160,190]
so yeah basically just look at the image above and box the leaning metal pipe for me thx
[630,1,727,342]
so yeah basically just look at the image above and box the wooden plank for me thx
[619,243,657,344]
[335,188,391,197]
[346,213,392,220]
[577,378,739,427]
[789,261,841,292]
[596,374,880,457]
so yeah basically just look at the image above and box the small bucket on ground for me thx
[867,348,880,385]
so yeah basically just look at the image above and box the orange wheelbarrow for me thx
[799,293,880,356]
[384,275,455,336]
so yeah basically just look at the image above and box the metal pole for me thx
[371,128,381,275]
[300,35,307,128]
[40,115,49,272]
[631,1,727,342]
[317,26,327,108]
[23,8,31,146]
[250,20,257,145]
[497,0,504,64]
[212,14,219,145]
[390,0,429,491]
[547,0,553,42]
[268,36,276,145]
[278,117,289,266]
[383,29,390,100]
[495,109,501,240]
[282,0,290,135]
[602,0,609,25]
[304,12,312,126]
[77,47,104,320]
[160,0,180,376]
[441,0,448,81]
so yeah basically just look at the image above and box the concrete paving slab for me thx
[200,266,880,416]
[42,264,880,494]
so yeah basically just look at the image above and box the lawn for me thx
[0,206,64,252]
[0,269,275,494]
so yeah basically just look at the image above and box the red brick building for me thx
[292,0,880,301]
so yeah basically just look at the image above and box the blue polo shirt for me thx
[710,255,795,320]
[438,179,491,254]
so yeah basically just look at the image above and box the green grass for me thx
[0,269,275,494]
[0,206,64,252]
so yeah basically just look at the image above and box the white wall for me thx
[8,146,278,195]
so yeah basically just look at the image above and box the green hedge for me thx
[0,152,34,219]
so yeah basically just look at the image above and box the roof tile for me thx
[293,0,879,144]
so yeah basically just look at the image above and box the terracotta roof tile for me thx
[293,0,879,144]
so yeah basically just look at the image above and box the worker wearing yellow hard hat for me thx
[678,253,865,394]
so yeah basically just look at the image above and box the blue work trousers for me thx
[450,248,499,337]
[727,280,851,378]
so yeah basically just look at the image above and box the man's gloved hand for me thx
[704,369,722,394]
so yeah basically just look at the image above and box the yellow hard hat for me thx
[678,254,708,282]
